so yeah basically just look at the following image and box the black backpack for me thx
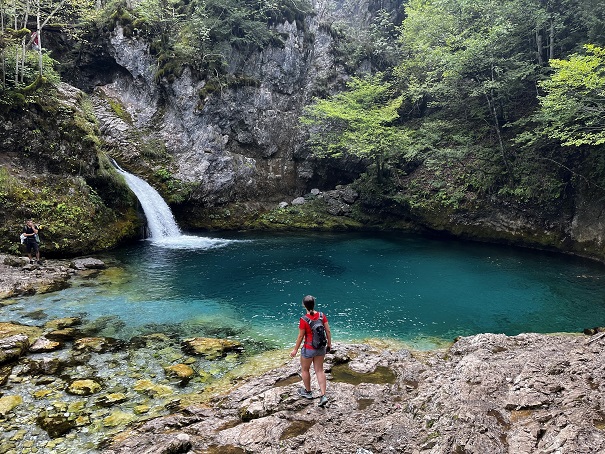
[303,312,327,349]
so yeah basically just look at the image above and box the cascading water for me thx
[113,161,235,249]
[113,162,181,239]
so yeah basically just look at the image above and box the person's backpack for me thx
[303,312,327,349]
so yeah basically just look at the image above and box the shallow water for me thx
[3,231,605,453]
[5,231,605,349]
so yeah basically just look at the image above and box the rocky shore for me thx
[0,254,107,299]
[1,256,605,453]
[101,333,605,454]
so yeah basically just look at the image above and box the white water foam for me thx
[150,234,240,250]
[113,161,241,250]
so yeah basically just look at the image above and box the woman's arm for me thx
[290,328,305,358]
[324,320,332,350]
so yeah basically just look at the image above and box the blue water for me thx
[6,232,605,349]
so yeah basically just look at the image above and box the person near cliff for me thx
[290,294,332,407]
[22,219,41,264]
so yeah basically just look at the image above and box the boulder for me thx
[37,411,77,438]
[67,379,102,396]
[0,334,30,365]
[181,337,244,360]
[0,322,43,343]
[29,336,62,353]
[3,256,29,267]
[70,257,107,270]
[291,197,306,206]
[20,357,63,376]
[96,393,128,407]
[0,395,23,416]
[73,337,125,353]
[45,328,80,341]
[164,363,195,385]
[0,365,12,386]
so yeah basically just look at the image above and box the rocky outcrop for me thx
[102,333,605,454]
[0,255,107,299]
[90,0,389,219]
[0,83,141,257]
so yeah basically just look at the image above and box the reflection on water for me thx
[4,231,605,349]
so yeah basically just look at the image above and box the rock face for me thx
[102,334,605,454]
[90,0,387,217]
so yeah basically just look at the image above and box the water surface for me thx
[6,231,605,349]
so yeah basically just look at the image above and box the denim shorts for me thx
[301,346,326,358]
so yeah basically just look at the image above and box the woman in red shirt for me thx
[290,295,332,407]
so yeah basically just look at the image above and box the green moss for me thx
[107,98,132,124]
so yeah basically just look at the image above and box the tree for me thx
[0,0,69,91]
[396,0,544,172]
[300,74,408,182]
[531,44,605,146]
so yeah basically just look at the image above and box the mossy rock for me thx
[133,379,174,398]
[66,379,102,396]
[73,337,125,353]
[0,395,22,416]
[181,337,244,360]
[44,317,82,330]
[164,363,195,385]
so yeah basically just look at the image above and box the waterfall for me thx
[113,162,181,239]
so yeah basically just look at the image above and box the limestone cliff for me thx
[87,0,396,226]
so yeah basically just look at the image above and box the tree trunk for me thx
[36,1,42,77]
[548,18,555,60]
[20,0,30,83]
[1,0,5,87]
[13,0,18,85]
[486,64,509,174]
[535,28,543,65]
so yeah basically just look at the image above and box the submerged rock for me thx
[0,334,30,365]
[67,379,102,396]
[181,337,244,360]
[96,393,128,407]
[44,317,82,330]
[0,395,22,416]
[133,379,174,398]
[37,411,77,438]
[164,364,195,385]
[73,337,125,353]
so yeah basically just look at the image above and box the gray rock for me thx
[0,334,29,365]
[291,197,306,206]
[70,257,107,270]
[3,256,29,267]
[102,335,605,454]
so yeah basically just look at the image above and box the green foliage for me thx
[153,167,193,204]
[301,73,407,182]
[527,45,605,146]
[0,172,139,255]
[330,7,403,72]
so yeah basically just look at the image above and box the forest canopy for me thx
[302,0,605,208]
[2,0,605,206]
